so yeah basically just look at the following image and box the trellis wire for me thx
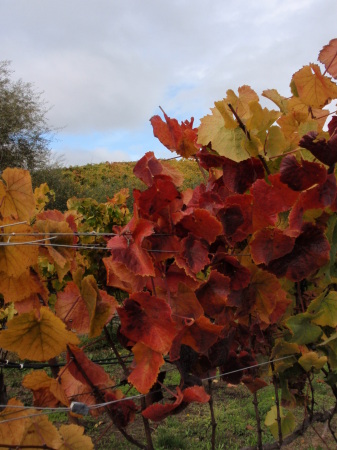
[0,355,295,423]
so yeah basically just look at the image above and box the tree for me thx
[0,61,53,172]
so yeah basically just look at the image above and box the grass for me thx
[3,333,337,450]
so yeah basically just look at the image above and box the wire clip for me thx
[70,401,90,416]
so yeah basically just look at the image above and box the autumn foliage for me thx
[0,38,337,448]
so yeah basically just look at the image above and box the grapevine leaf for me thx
[291,64,337,108]
[0,270,48,304]
[180,316,223,354]
[196,271,230,316]
[241,376,268,393]
[67,345,113,388]
[262,89,289,113]
[250,228,295,266]
[56,281,91,335]
[169,282,204,323]
[0,221,39,277]
[103,257,146,293]
[59,425,94,450]
[118,292,176,354]
[222,157,265,193]
[175,208,223,244]
[219,194,253,243]
[280,155,327,191]
[0,168,35,220]
[150,111,198,158]
[211,253,251,291]
[128,342,165,394]
[0,307,79,361]
[142,385,209,421]
[134,151,184,186]
[298,351,328,372]
[107,218,155,277]
[20,414,62,448]
[104,390,138,427]
[0,398,31,445]
[175,234,210,276]
[318,38,337,79]
[265,405,296,439]
[299,131,337,167]
[286,313,322,345]
[266,224,330,281]
[308,291,337,328]
[22,370,69,407]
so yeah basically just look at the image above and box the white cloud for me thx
[55,147,131,167]
[1,0,337,164]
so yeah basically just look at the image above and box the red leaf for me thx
[169,283,204,324]
[175,234,210,276]
[117,292,176,354]
[289,173,337,233]
[280,155,327,191]
[219,194,253,243]
[300,131,337,167]
[103,257,147,293]
[107,218,155,277]
[142,388,184,421]
[266,223,330,281]
[105,390,138,427]
[150,111,198,158]
[196,271,231,316]
[142,385,209,422]
[135,175,182,222]
[251,175,299,230]
[250,228,295,265]
[318,38,337,78]
[211,253,251,291]
[66,345,113,388]
[128,342,165,394]
[134,151,183,187]
[241,375,268,393]
[180,316,223,354]
[222,157,265,194]
[175,208,223,244]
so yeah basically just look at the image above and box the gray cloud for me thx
[1,0,337,143]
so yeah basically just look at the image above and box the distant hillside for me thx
[32,158,204,211]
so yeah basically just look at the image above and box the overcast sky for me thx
[2,0,337,166]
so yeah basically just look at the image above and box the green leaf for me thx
[298,351,327,372]
[265,405,296,439]
[308,291,337,328]
[286,313,322,345]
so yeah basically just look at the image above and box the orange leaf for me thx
[67,345,113,388]
[59,424,94,450]
[0,221,39,277]
[20,414,62,448]
[319,38,337,79]
[0,307,79,361]
[128,342,165,394]
[0,168,35,220]
[22,370,69,407]
[0,270,48,303]
[56,281,90,335]
[291,64,337,108]
[0,398,31,445]
[103,257,147,293]
[150,111,198,158]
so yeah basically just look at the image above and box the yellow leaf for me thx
[298,351,327,372]
[58,424,94,450]
[23,370,69,406]
[0,168,35,220]
[262,89,289,113]
[0,398,31,445]
[21,414,62,448]
[0,307,79,361]
[0,269,48,303]
[291,64,337,108]
[0,221,39,277]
